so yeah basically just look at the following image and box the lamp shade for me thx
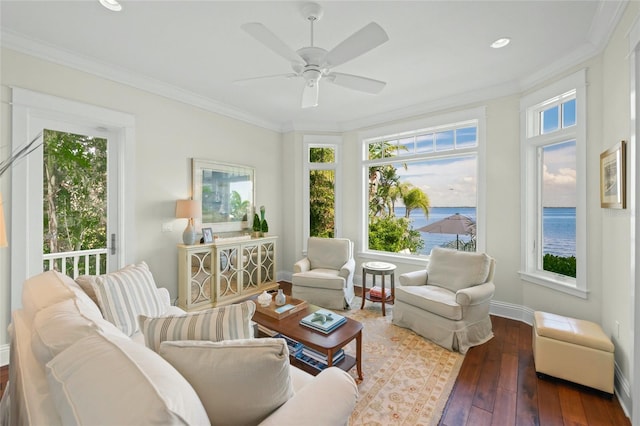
[175,199,201,219]
[0,193,6,248]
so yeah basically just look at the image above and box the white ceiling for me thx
[0,1,627,132]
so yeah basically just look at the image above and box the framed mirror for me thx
[192,159,255,233]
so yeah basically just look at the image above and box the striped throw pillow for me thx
[93,262,166,336]
[138,301,256,352]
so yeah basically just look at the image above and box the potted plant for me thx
[261,219,269,236]
[252,213,261,237]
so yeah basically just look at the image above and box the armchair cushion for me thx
[307,237,352,270]
[395,286,461,320]
[292,269,344,290]
[428,248,492,292]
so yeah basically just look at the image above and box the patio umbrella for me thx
[416,213,475,249]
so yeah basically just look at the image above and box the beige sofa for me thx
[2,266,358,425]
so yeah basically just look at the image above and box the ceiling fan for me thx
[236,2,389,108]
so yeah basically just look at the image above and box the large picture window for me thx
[362,110,484,257]
[520,70,587,298]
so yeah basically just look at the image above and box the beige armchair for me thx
[292,237,355,310]
[392,247,495,354]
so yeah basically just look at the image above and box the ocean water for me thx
[542,207,576,258]
[395,206,576,257]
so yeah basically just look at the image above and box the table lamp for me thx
[176,199,201,245]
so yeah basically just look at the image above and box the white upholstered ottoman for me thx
[532,311,614,395]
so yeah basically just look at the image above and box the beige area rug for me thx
[341,299,464,426]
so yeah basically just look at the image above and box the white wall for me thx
[600,0,640,405]
[0,48,283,360]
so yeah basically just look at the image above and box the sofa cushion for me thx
[31,297,124,365]
[307,237,351,270]
[22,271,76,324]
[427,247,492,292]
[395,285,462,320]
[138,300,256,352]
[89,262,166,336]
[159,338,293,426]
[46,331,210,426]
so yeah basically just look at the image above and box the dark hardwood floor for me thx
[0,284,630,425]
[440,315,630,426]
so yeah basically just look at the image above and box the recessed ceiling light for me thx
[99,0,122,12]
[491,38,510,49]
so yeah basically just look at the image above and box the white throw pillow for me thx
[31,297,124,365]
[90,262,166,336]
[138,301,256,352]
[46,331,210,426]
[159,338,293,426]
[427,247,492,292]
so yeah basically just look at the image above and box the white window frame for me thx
[302,135,342,250]
[519,69,587,298]
[359,107,486,261]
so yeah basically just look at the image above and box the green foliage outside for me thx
[543,254,576,278]
[368,216,424,253]
[309,147,335,238]
[368,141,427,254]
[43,129,107,275]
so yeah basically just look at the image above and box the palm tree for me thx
[402,187,430,219]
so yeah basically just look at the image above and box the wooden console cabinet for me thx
[178,236,278,311]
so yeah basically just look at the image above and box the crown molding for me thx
[1,29,283,133]
[519,0,626,92]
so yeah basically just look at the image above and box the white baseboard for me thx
[0,343,8,366]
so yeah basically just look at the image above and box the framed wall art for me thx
[600,141,626,209]
[192,159,255,233]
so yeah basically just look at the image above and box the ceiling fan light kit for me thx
[237,2,389,109]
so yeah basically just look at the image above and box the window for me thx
[520,70,587,298]
[303,135,342,243]
[361,108,485,258]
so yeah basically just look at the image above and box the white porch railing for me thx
[43,248,109,278]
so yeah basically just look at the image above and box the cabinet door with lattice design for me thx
[178,246,213,311]
[216,245,241,303]
[259,240,276,284]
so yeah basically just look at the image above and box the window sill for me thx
[357,250,429,268]
[519,271,588,299]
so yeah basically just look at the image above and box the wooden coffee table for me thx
[252,303,363,380]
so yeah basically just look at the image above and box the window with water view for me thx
[364,120,479,256]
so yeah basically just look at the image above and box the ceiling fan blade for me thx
[324,22,389,68]
[301,83,319,108]
[233,73,298,85]
[326,72,386,94]
[241,23,306,66]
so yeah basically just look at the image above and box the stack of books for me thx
[369,286,392,299]
[295,346,345,371]
[274,333,304,357]
[299,309,347,334]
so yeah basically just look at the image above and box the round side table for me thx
[361,261,396,316]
